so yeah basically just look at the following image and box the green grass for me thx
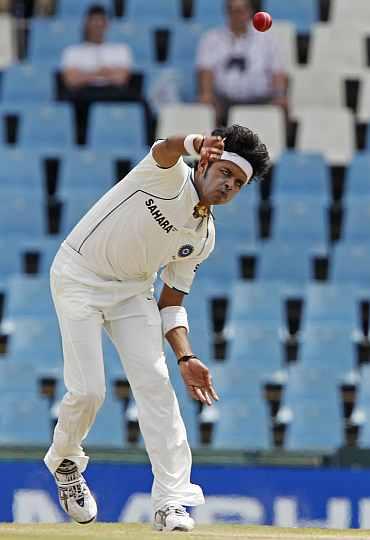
[0,524,370,540]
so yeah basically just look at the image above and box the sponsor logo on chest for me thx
[145,198,177,233]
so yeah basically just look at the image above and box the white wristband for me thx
[160,306,189,337]
[184,134,203,158]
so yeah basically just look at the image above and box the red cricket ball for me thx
[253,11,273,32]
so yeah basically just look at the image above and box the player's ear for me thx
[197,156,208,177]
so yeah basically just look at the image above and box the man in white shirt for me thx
[44,125,270,532]
[196,0,288,124]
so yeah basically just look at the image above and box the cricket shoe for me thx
[153,504,195,532]
[54,459,97,524]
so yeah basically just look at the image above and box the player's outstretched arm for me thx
[152,135,224,169]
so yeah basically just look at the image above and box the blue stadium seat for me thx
[273,151,330,202]
[87,104,146,151]
[18,105,75,151]
[301,284,358,328]
[29,19,81,67]
[0,361,39,393]
[299,324,355,376]
[228,281,286,326]
[167,22,205,67]
[58,150,114,198]
[107,22,154,63]
[345,152,370,201]
[342,201,370,244]
[2,64,54,103]
[125,0,181,23]
[0,393,51,445]
[85,397,125,449]
[4,275,53,318]
[58,0,113,17]
[213,396,271,450]
[59,189,103,234]
[272,197,327,246]
[263,0,318,33]
[331,244,370,286]
[19,236,62,275]
[0,235,25,278]
[0,149,43,195]
[192,0,225,25]
[257,241,326,287]
[194,243,240,297]
[142,66,196,110]
[354,366,370,448]
[0,190,45,236]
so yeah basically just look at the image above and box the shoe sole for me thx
[77,515,97,525]
[153,523,193,532]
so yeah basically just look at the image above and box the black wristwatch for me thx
[177,354,197,366]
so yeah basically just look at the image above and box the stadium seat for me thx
[299,324,356,376]
[0,190,45,236]
[228,281,285,326]
[354,366,370,448]
[29,19,81,67]
[357,74,370,123]
[85,397,125,449]
[309,23,367,75]
[0,148,44,195]
[0,15,16,69]
[142,66,193,112]
[0,393,51,445]
[167,22,204,67]
[0,361,39,394]
[295,107,355,165]
[213,396,271,450]
[263,0,318,33]
[341,200,370,244]
[271,197,328,246]
[270,21,296,73]
[156,104,215,139]
[4,275,53,318]
[19,236,62,275]
[272,151,330,202]
[214,185,258,246]
[228,105,286,162]
[331,244,370,286]
[195,243,240,294]
[59,189,104,235]
[125,0,181,23]
[87,103,146,151]
[2,64,54,104]
[192,0,225,25]
[58,0,113,17]
[289,69,345,116]
[330,0,370,26]
[344,152,370,201]
[0,235,24,278]
[58,150,114,197]
[107,22,154,64]
[18,105,75,151]
[301,284,358,328]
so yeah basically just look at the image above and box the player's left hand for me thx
[179,357,219,406]
[199,135,225,165]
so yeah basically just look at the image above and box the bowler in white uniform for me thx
[44,124,270,532]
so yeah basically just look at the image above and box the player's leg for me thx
[104,294,203,531]
[44,263,106,523]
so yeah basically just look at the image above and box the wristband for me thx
[160,305,189,337]
[184,134,204,157]
[177,354,198,365]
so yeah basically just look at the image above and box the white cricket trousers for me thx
[44,247,204,512]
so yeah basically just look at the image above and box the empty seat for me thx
[0,190,45,236]
[195,243,240,293]
[192,0,225,25]
[0,234,24,278]
[59,189,103,234]
[357,74,370,123]
[273,151,330,202]
[2,64,53,103]
[342,200,370,244]
[0,393,51,445]
[58,150,114,197]
[167,22,204,67]
[215,185,258,246]
[19,236,62,275]
[29,19,81,67]
[18,105,75,151]
[289,69,345,116]
[58,0,113,17]
[295,107,354,165]
[88,103,146,151]
[5,316,60,358]
[125,0,181,23]
[270,21,296,73]
[228,105,285,162]
[332,244,370,286]
[143,66,193,112]
[107,22,153,64]
[344,152,370,201]
[330,0,370,26]
[0,148,43,195]
[85,397,125,448]
[4,275,53,318]
[0,15,16,68]
[156,104,215,139]
[301,283,358,328]
[263,0,318,33]
[0,361,39,393]
[272,197,327,245]
[228,281,285,326]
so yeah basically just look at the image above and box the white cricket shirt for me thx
[63,144,215,297]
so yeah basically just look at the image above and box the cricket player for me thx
[44,124,270,531]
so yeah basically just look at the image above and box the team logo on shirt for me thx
[145,198,176,234]
[178,244,194,258]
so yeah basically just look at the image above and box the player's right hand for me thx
[179,356,219,406]
[199,135,225,164]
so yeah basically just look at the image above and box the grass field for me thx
[0,524,370,540]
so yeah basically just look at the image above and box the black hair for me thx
[83,4,108,42]
[211,124,270,181]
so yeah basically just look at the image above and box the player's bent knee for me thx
[78,389,106,409]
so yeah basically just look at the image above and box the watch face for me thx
[178,244,194,258]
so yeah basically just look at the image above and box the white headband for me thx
[220,151,254,182]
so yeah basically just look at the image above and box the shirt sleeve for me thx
[160,258,204,294]
[61,45,80,69]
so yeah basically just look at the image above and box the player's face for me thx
[197,160,250,205]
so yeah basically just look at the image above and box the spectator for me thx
[61,4,132,100]
[196,0,288,125]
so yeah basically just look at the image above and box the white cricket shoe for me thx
[153,504,195,532]
[54,459,97,524]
